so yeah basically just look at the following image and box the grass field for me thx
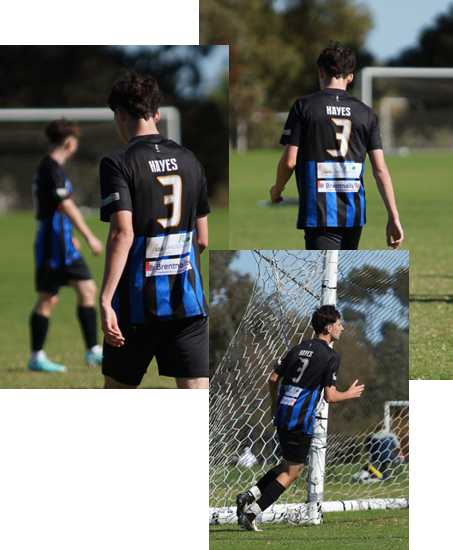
[210,508,409,550]
[230,150,453,379]
[0,206,227,389]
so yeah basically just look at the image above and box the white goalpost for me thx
[0,107,181,143]
[209,250,409,526]
[360,67,453,153]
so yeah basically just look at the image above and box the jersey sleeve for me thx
[50,162,70,203]
[322,352,340,388]
[279,99,302,147]
[366,111,383,151]
[99,156,133,222]
[195,162,211,217]
[274,351,291,378]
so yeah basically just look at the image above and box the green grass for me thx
[210,508,409,550]
[230,150,453,379]
[0,207,224,388]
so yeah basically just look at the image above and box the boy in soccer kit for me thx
[99,69,210,389]
[270,41,404,250]
[29,119,104,373]
[236,305,364,531]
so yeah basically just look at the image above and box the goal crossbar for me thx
[0,107,181,143]
[361,67,453,107]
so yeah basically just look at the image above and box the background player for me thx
[270,41,404,250]
[236,305,364,531]
[29,119,103,373]
[99,69,210,389]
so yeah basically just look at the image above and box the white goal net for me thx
[209,250,409,525]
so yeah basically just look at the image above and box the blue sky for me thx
[273,0,451,62]
[362,0,452,62]
[229,250,409,344]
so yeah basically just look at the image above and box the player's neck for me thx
[125,118,160,142]
[316,333,332,345]
[48,147,69,165]
[322,79,348,91]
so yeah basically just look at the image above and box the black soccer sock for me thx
[77,306,98,349]
[255,479,286,512]
[256,469,279,495]
[30,312,49,351]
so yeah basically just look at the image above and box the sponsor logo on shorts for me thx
[280,396,297,406]
[285,385,302,398]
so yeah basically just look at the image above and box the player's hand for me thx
[72,236,81,251]
[271,404,277,420]
[348,379,364,399]
[100,303,125,347]
[386,219,404,250]
[87,235,103,256]
[270,185,284,204]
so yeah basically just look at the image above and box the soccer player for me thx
[29,119,104,373]
[99,69,210,389]
[236,304,364,531]
[270,41,404,250]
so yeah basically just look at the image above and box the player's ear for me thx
[347,73,354,85]
[115,107,128,123]
[154,109,161,123]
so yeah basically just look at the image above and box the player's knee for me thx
[80,280,97,305]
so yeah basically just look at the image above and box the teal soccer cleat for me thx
[85,347,103,368]
[28,356,67,373]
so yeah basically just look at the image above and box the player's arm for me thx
[99,210,134,347]
[59,198,103,255]
[270,144,299,203]
[196,215,208,254]
[324,379,364,403]
[269,371,281,418]
[367,149,404,250]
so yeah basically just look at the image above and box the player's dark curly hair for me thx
[107,68,163,120]
[311,305,341,334]
[317,40,356,79]
[45,118,81,144]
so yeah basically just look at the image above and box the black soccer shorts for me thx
[277,428,313,464]
[304,226,362,250]
[35,257,92,294]
[102,315,209,386]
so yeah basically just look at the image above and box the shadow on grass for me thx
[410,294,453,303]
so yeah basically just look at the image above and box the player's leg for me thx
[29,292,67,372]
[103,375,137,389]
[274,460,305,488]
[236,462,285,517]
[175,377,209,389]
[239,460,303,530]
[68,277,103,367]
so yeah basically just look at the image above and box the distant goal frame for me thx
[0,107,181,144]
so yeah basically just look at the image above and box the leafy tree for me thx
[389,5,453,66]
[209,251,254,374]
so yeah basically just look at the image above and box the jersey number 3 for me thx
[157,175,182,228]
[292,358,310,384]
[327,118,352,157]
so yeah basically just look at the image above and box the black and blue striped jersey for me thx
[280,88,382,229]
[32,155,81,269]
[100,134,210,324]
[273,338,340,434]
